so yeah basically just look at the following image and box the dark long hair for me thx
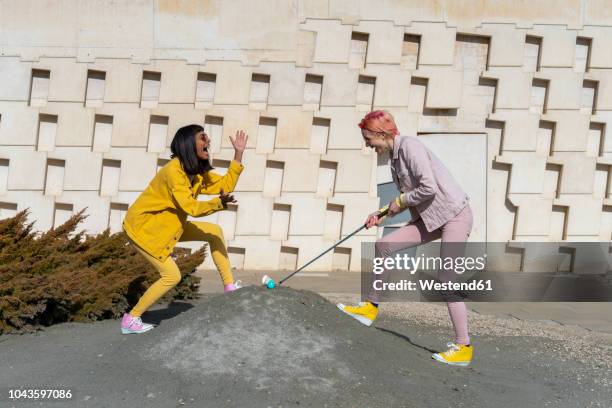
[170,124,213,176]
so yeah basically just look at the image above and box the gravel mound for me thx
[142,286,470,407]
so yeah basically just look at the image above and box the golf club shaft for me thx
[278,207,389,285]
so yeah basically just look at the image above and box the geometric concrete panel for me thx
[89,59,143,103]
[48,147,103,191]
[41,102,96,147]
[539,68,583,110]
[154,60,198,104]
[581,26,612,69]
[356,75,375,111]
[226,236,280,271]
[418,66,463,109]
[268,107,313,149]
[100,159,121,197]
[108,202,129,233]
[487,67,533,110]
[531,25,577,68]
[316,160,337,198]
[0,158,8,195]
[29,69,50,107]
[204,115,224,153]
[147,115,169,153]
[4,147,47,190]
[140,71,161,109]
[92,114,113,152]
[267,149,320,193]
[0,57,32,101]
[401,33,421,69]
[36,114,57,151]
[530,78,547,114]
[41,58,88,103]
[256,116,277,154]
[98,103,150,147]
[44,158,65,196]
[322,150,373,193]
[85,70,106,108]
[0,102,40,146]
[303,73,323,110]
[319,107,363,150]
[328,193,379,238]
[203,61,251,105]
[574,37,591,73]
[323,203,343,241]
[549,152,597,194]
[358,21,404,65]
[501,152,547,194]
[270,203,291,241]
[195,72,216,109]
[263,160,284,197]
[509,195,554,237]
[261,62,306,106]
[275,193,327,236]
[555,195,603,236]
[349,31,368,69]
[281,236,333,272]
[279,246,299,270]
[234,192,274,236]
[523,35,542,72]
[581,80,597,114]
[302,19,352,64]
[490,110,541,152]
[541,111,591,152]
[481,23,526,67]
[249,73,270,109]
[408,22,456,66]
[314,63,359,107]
[103,149,157,192]
[366,65,411,108]
[310,117,330,154]
[332,247,351,271]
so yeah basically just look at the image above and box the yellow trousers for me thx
[129,221,234,317]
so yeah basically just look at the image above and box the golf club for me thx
[262,207,390,289]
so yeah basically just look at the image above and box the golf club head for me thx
[261,274,277,289]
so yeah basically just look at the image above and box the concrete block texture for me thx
[2,1,611,272]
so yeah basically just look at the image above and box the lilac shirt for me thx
[390,135,469,232]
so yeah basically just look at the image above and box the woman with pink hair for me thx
[337,110,475,367]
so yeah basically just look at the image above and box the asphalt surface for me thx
[1,286,610,408]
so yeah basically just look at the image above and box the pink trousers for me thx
[370,204,474,345]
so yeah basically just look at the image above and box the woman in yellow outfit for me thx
[120,124,247,334]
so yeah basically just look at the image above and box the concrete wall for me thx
[1,0,611,271]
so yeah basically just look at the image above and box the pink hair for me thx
[358,110,399,137]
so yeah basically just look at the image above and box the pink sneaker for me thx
[223,280,242,293]
[120,313,154,334]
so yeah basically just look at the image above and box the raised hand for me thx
[230,130,248,153]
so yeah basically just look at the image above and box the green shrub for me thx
[0,209,204,334]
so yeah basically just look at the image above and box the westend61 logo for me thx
[372,253,487,275]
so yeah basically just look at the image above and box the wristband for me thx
[395,194,406,209]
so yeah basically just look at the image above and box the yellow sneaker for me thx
[336,302,378,327]
[432,342,473,367]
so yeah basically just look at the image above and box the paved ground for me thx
[1,285,610,408]
[1,271,610,408]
